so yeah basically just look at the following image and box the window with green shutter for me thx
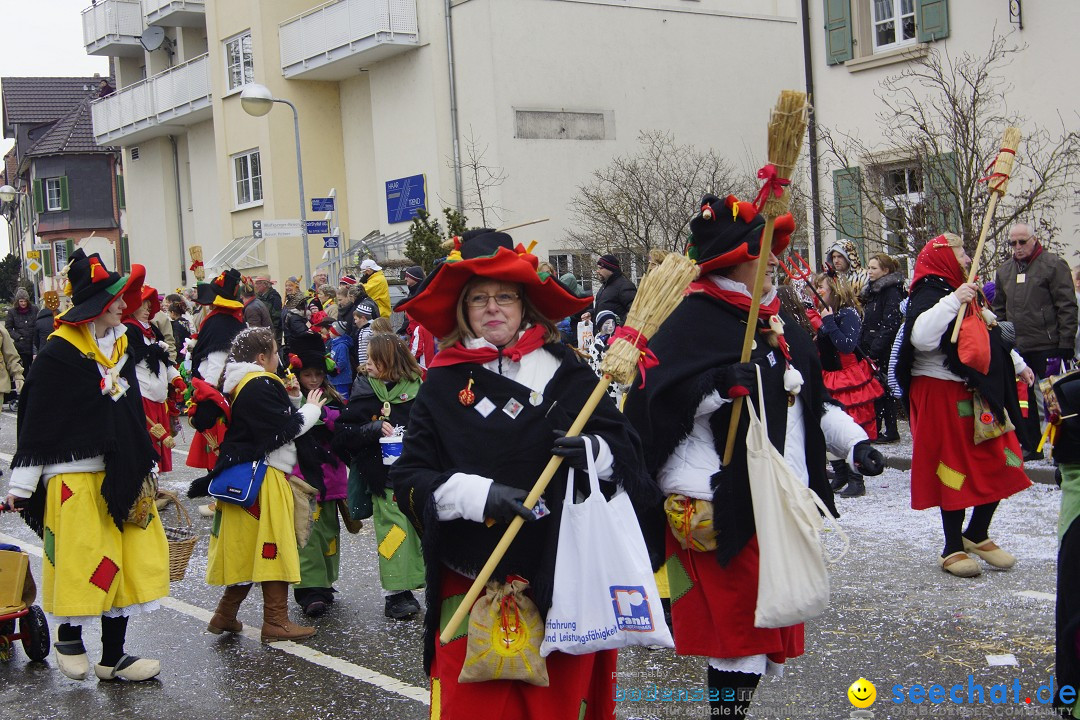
[119,235,131,273]
[916,0,949,42]
[59,176,69,211]
[823,0,853,65]
[116,174,125,210]
[42,248,52,276]
[833,166,864,242]
[32,179,44,213]
[924,151,959,233]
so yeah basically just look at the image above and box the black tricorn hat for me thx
[686,194,795,274]
[288,331,329,373]
[57,248,145,325]
[195,268,243,309]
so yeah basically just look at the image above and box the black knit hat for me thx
[598,254,620,272]
[288,332,330,373]
[57,248,145,325]
[404,265,425,282]
[195,268,243,309]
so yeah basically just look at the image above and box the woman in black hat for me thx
[623,194,883,717]
[390,229,652,719]
[4,249,167,682]
[186,269,246,472]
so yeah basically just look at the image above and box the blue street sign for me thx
[385,173,427,224]
[311,197,335,212]
[305,220,330,234]
[323,236,340,249]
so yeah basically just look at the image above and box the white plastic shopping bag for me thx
[747,367,846,628]
[539,445,674,656]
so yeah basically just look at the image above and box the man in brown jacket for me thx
[992,222,1079,460]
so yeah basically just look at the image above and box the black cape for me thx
[389,343,653,672]
[124,322,172,376]
[623,291,839,567]
[189,312,245,381]
[333,378,416,496]
[13,333,157,534]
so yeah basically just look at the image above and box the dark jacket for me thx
[257,287,283,334]
[6,304,38,355]
[34,308,54,352]
[592,270,637,322]
[243,297,272,328]
[282,309,309,351]
[992,245,1078,356]
[859,272,906,365]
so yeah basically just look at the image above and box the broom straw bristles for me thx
[987,127,1021,196]
[762,90,809,219]
[601,253,699,385]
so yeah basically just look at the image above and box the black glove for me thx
[720,362,758,399]
[484,483,535,524]
[551,433,600,471]
[853,440,885,476]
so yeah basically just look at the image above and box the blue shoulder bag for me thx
[208,459,268,507]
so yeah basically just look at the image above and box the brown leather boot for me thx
[260,581,316,643]
[208,583,252,634]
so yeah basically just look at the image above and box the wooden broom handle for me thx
[949,192,1001,343]
[439,378,613,645]
[721,218,779,466]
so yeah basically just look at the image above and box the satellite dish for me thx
[140,26,166,52]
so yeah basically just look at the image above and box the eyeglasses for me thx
[1009,238,1031,247]
[465,291,521,308]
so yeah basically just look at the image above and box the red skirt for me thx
[908,376,1031,511]
[823,352,883,439]
[431,569,617,720]
[142,397,173,472]
[187,423,225,470]
[665,532,803,662]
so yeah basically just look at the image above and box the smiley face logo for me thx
[848,677,876,708]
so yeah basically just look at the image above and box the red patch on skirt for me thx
[89,556,120,593]
[261,543,278,560]
[60,481,73,504]
[245,500,261,520]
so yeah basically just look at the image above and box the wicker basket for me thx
[160,492,199,582]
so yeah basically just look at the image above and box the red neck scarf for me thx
[911,236,966,290]
[125,319,155,340]
[689,279,790,360]
[200,305,244,329]
[429,324,548,368]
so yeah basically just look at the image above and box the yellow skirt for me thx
[206,466,300,586]
[42,471,169,618]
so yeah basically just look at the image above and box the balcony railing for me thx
[90,53,212,145]
[142,0,206,27]
[83,0,144,57]
[279,0,419,80]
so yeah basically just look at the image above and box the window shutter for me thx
[59,176,70,211]
[65,238,75,258]
[119,235,131,273]
[116,174,125,210]
[924,152,959,234]
[42,248,52,275]
[32,179,44,213]
[916,0,950,42]
[833,166,864,242]
[823,0,853,65]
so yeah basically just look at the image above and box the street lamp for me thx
[239,83,311,286]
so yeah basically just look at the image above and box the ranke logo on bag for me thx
[610,586,654,632]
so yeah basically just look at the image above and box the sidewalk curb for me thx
[881,453,1057,486]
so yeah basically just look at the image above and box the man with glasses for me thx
[992,223,1078,461]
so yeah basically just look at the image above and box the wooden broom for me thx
[438,252,699,644]
[948,127,1022,343]
[721,90,809,466]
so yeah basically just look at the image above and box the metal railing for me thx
[279,0,418,70]
[141,0,205,20]
[82,0,143,48]
[90,53,211,141]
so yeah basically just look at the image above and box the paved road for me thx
[0,408,1066,719]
